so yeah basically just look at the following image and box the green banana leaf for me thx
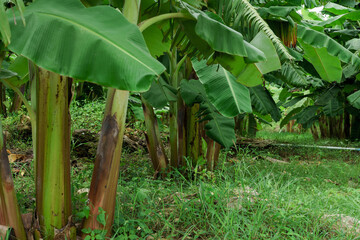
[195,13,247,57]
[279,62,310,87]
[298,39,342,83]
[142,78,177,108]
[237,31,281,87]
[143,23,171,58]
[0,69,17,79]
[180,79,235,148]
[192,59,252,118]
[292,105,320,129]
[347,90,360,109]
[323,97,343,117]
[249,86,281,122]
[4,56,29,87]
[182,3,266,62]
[346,39,360,51]
[8,0,165,92]
[318,10,360,27]
[0,1,10,46]
[280,107,304,129]
[315,87,340,106]
[297,25,360,67]
[323,2,354,15]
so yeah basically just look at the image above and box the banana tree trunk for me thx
[83,88,128,233]
[177,96,186,167]
[0,125,27,239]
[32,67,72,237]
[9,84,25,113]
[186,104,200,163]
[247,114,257,138]
[83,0,140,234]
[141,96,168,177]
[350,114,360,141]
[344,111,350,139]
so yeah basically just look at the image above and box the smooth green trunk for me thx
[33,68,72,237]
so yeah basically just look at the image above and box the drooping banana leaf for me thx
[181,3,266,62]
[237,31,281,87]
[249,85,281,122]
[280,106,304,129]
[298,39,342,83]
[142,78,177,108]
[317,10,360,27]
[346,39,360,51]
[277,62,309,87]
[323,2,354,15]
[3,56,29,87]
[297,25,360,67]
[180,79,235,148]
[142,23,171,58]
[315,87,340,106]
[323,97,343,117]
[347,90,360,109]
[192,59,252,118]
[210,0,293,61]
[195,12,247,57]
[292,105,320,128]
[8,0,165,92]
[0,69,17,79]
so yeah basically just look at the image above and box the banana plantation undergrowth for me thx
[2,0,360,239]
[3,100,360,240]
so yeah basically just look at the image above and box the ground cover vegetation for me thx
[0,0,359,239]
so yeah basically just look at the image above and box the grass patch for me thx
[25,148,357,239]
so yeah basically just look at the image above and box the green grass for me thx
[6,102,360,239]
[257,126,360,148]
[36,147,358,239]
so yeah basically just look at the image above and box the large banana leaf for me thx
[297,25,360,67]
[279,62,310,87]
[347,90,360,109]
[195,13,247,57]
[292,105,319,128]
[237,31,281,87]
[298,39,342,83]
[323,97,343,117]
[8,0,165,92]
[180,79,235,148]
[192,59,251,118]
[142,24,171,58]
[181,3,266,62]
[249,86,281,122]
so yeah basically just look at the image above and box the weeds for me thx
[6,103,360,239]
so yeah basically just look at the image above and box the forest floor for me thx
[4,101,360,239]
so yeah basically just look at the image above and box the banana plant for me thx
[1,0,165,238]
[139,0,294,173]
